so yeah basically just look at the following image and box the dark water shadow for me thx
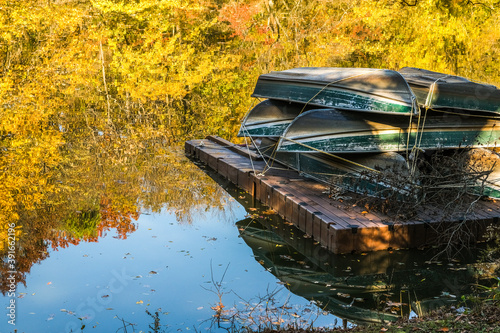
[198,163,495,326]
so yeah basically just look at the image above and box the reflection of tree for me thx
[2,0,500,295]
[0,137,230,294]
[98,197,138,240]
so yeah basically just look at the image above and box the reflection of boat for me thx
[236,217,476,325]
[236,219,290,254]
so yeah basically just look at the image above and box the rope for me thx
[409,108,429,178]
[406,75,449,178]
[240,124,271,176]
[405,106,414,162]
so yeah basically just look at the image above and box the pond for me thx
[0,146,491,333]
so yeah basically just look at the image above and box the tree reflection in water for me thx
[0,138,229,295]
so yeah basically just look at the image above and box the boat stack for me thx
[237,67,500,199]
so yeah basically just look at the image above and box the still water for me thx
[0,149,487,333]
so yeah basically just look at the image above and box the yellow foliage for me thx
[1,0,499,293]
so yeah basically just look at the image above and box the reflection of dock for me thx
[235,218,473,325]
[185,136,500,254]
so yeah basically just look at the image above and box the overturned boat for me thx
[277,108,500,154]
[251,67,500,116]
[252,67,418,115]
[238,67,500,198]
[237,99,312,138]
[239,101,500,154]
[399,67,500,115]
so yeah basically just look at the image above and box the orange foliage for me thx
[219,0,263,39]
[98,197,139,240]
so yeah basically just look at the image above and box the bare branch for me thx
[401,0,418,6]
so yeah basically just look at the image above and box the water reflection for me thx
[0,145,231,295]
[224,187,486,326]
[236,216,478,324]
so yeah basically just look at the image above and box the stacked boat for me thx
[237,67,500,198]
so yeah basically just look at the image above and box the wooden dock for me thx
[185,136,500,254]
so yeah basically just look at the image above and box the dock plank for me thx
[186,137,500,254]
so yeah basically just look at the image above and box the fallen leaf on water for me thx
[136,300,143,304]
[106,308,113,310]
[101,295,109,298]
[211,304,225,312]
[47,282,52,285]
[149,271,157,275]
